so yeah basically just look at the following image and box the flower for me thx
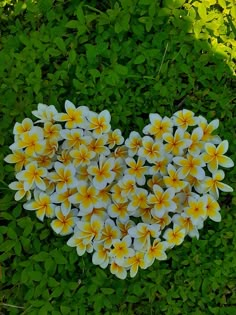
[173,154,205,180]
[108,202,130,223]
[205,194,221,222]
[51,207,78,235]
[4,150,30,172]
[92,243,110,268]
[125,157,148,185]
[125,251,147,278]
[23,190,55,221]
[128,223,160,250]
[49,162,77,192]
[148,185,176,217]
[88,155,116,190]
[172,109,198,129]
[163,225,186,248]
[87,109,111,137]
[127,188,148,212]
[163,128,192,156]
[107,129,124,148]
[125,131,142,157]
[70,144,96,167]
[98,219,121,248]
[163,164,188,192]
[67,226,93,256]
[56,100,88,129]
[13,118,33,136]
[184,196,207,225]
[143,113,173,140]
[16,161,47,191]
[144,239,168,267]
[172,213,200,239]
[110,235,134,265]
[32,103,58,123]
[198,116,221,144]
[202,170,233,199]
[138,136,163,163]
[202,140,234,173]
[185,127,203,156]
[110,261,127,280]
[9,181,31,201]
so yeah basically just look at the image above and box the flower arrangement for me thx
[5,100,234,279]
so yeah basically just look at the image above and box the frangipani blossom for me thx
[148,185,176,217]
[43,122,62,141]
[4,150,30,172]
[110,235,134,265]
[67,226,93,256]
[51,207,78,235]
[70,145,96,167]
[9,181,31,201]
[173,154,205,180]
[184,196,207,225]
[198,116,221,144]
[51,188,77,215]
[163,164,188,192]
[151,212,171,230]
[87,110,111,137]
[125,157,148,185]
[23,191,55,221]
[149,154,172,176]
[108,202,130,223]
[75,215,104,245]
[49,162,77,192]
[92,243,110,268]
[111,183,128,204]
[128,188,148,212]
[163,225,186,248]
[116,219,135,238]
[125,251,147,278]
[128,223,160,250]
[125,131,143,157]
[203,141,234,173]
[172,109,198,130]
[163,128,192,156]
[138,136,163,163]
[32,103,58,123]
[60,129,90,150]
[87,135,110,156]
[88,155,116,190]
[16,161,47,191]
[143,113,173,140]
[205,194,221,222]
[98,219,121,248]
[107,129,124,148]
[110,261,127,279]
[145,239,168,267]
[13,118,33,136]
[118,175,137,198]
[202,170,233,199]
[172,213,200,239]
[56,100,88,129]
[185,127,203,156]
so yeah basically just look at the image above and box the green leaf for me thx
[134,55,145,64]
[54,37,66,52]
[30,271,43,282]
[0,240,15,252]
[66,20,79,29]
[101,288,115,295]
[114,64,128,75]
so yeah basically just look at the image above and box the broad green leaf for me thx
[134,55,145,64]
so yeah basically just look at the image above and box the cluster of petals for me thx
[5,102,234,279]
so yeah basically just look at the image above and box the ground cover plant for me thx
[0,0,236,314]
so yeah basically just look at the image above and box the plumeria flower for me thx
[202,170,233,199]
[205,194,221,222]
[56,100,89,129]
[151,212,171,230]
[33,154,53,169]
[83,207,108,222]
[172,109,198,130]
[108,202,130,223]
[125,157,148,185]
[96,184,113,208]
[138,136,163,163]
[88,155,116,190]
[16,161,47,191]
[86,109,111,137]
[86,134,110,156]
[148,185,176,217]
[70,144,96,167]
[69,181,101,214]
[112,145,128,159]
[144,239,168,267]
[202,140,234,173]
[198,116,221,144]
[97,219,121,248]
[57,149,73,165]
[185,127,204,156]
[60,129,90,150]
[163,224,186,248]
[49,162,77,192]
[116,219,135,238]
[10,127,45,156]
[163,128,192,156]
[92,243,111,269]
[118,175,137,198]
[110,235,134,265]
[13,118,33,136]
[75,165,92,182]
[110,260,127,280]
[175,183,199,208]
[125,131,143,157]
[43,140,58,158]
[163,164,188,192]
[51,207,78,235]
[125,251,147,278]
[149,154,172,176]
[128,223,160,250]
[75,215,104,245]
[107,129,124,148]
[184,196,207,225]
[43,122,62,141]
[51,187,77,215]
[143,113,173,140]
[9,181,31,201]
[4,150,31,172]
[67,226,93,256]
[172,213,201,239]
[111,183,128,204]
[23,190,55,221]
[111,157,126,180]
[147,174,165,190]
[127,188,148,212]
[138,206,153,224]
[173,154,205,180]
[32,103,58,123]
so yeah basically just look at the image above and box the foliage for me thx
[0,0,235,314]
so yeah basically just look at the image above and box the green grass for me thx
[0,0,236,314]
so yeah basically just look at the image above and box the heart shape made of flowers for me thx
[5,100,234,279]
